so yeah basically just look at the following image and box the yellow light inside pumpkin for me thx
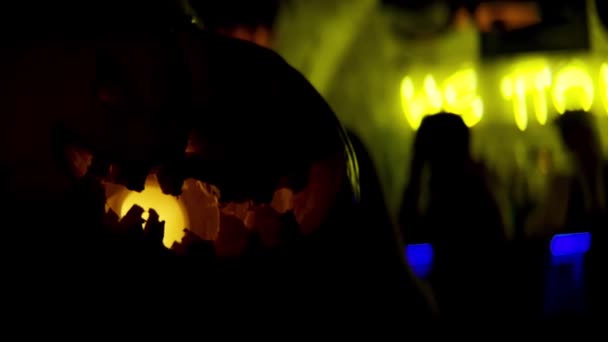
[120,175,189,248]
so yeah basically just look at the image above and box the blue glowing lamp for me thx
[405,243,434,278]
[550,232,591,257]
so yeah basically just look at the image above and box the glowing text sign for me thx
[401,61,608,130]
[401,68,483,129]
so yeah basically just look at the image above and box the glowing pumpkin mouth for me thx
[105,175,232,250]
[104,173,298,251]
[117,174,189,248]
[64,134,343,257]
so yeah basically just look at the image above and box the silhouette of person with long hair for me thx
[555,110,607,318]
[554,111,606,232]
[400,113,506,319]
[528,111,607,238]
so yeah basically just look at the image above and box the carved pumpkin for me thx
[1,21,357,261]
[0,2,434,323]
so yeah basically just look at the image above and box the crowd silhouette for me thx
[399,111,607,322]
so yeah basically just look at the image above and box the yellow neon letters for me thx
[443,68,484,127]
[401,60,608,130]
[500,63,551,131]
[400,69,483,129]
[552,62,594,114]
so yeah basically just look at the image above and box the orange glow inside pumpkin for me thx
[118,175,189,248]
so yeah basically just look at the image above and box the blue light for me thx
[405,243,434,278]
[550,232,591,257]
[546,232,591,316]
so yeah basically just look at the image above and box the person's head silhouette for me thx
[415,113,471,174]
[554,110,602,174]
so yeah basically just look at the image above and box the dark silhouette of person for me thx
[400,113,506,319]
[555,110,607,318]
[346,129,438,319]
[554,110,606,233]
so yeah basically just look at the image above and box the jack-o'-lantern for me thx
[0,2,435,323]
[1,20,358,262]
